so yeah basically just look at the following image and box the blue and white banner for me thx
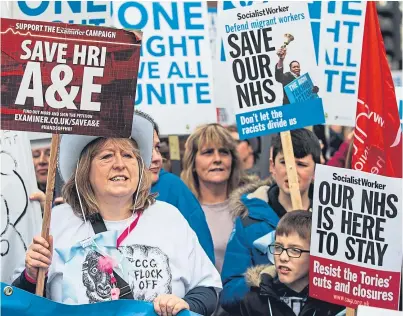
[317,1,366,126]
[217,1,325,139]
[112,2,216,135]
[7,1,112,25]
[236,99,325,139]
[216,1,366,127]
[9,1,217,135]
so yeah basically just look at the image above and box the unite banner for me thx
[309,165,402,310]
[1,18,141,137]
[217,2,325,139]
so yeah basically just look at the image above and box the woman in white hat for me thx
[12,112,221,316]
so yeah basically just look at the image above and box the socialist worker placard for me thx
[310,165,402,310]
[1,18,142,137]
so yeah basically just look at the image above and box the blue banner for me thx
[236,98,325,139]
[1,282,200,316]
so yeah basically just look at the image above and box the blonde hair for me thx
[181,123,242,199]
[62,138,156,220]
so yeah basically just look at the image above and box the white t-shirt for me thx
[45,201,222,304]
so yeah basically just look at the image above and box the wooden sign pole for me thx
[35,133,60,296]
[169,135,181,176]
[282,130,356,315]
[280,131,303,210]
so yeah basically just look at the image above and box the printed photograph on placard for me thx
[218,2,325,139]
[1,18,141,137]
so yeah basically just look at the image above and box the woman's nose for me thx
[213,151,222,162]
[113,154,125,168]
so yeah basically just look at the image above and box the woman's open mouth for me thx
[110,176,128,182]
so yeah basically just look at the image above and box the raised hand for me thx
[276,47,287,60]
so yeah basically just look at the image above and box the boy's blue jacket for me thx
[151,169,215,264]
[219,179,281,315]
[220,179,314,315]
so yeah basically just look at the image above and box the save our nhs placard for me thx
[9,1,217,136]
[216,1,366,127]
[218,2,325,139]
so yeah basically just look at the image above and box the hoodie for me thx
[240,265,345,316]
[151,169,215,264]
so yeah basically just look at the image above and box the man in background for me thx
[29,133,51,193]
[29,133,64,208]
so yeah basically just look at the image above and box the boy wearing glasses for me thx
[240,211,344,316]
[220,129,321,315]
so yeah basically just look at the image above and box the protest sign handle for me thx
[35,133,60,296]
[346,308,356,316]
[280,131,303,209]
[169,135,182,176]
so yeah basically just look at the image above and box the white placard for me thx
[309,164,402,310]
[215,1,367,126]
[1,131,42,284]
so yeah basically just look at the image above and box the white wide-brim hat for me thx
[29,132,52,150]
[58,112,154,183]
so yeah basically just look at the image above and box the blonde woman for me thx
[181,124,253,274]
[12,113,221,316]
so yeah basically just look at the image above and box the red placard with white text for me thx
[1,18,141,137]
[309,165,402,310]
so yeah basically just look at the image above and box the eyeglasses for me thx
[269,244,310,258]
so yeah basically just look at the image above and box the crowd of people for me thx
[7,108,360,316]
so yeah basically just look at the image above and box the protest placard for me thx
[316,1,366,126]
[310,164,402,310]
[1,18,141,137]
[215,1,367,127]
[8,2,217,135]
[6,1,111,26]
[112,2,217,135]
[0,130,42,284]
[217,2,325,139]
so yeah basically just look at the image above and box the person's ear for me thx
[269,158,275,176]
